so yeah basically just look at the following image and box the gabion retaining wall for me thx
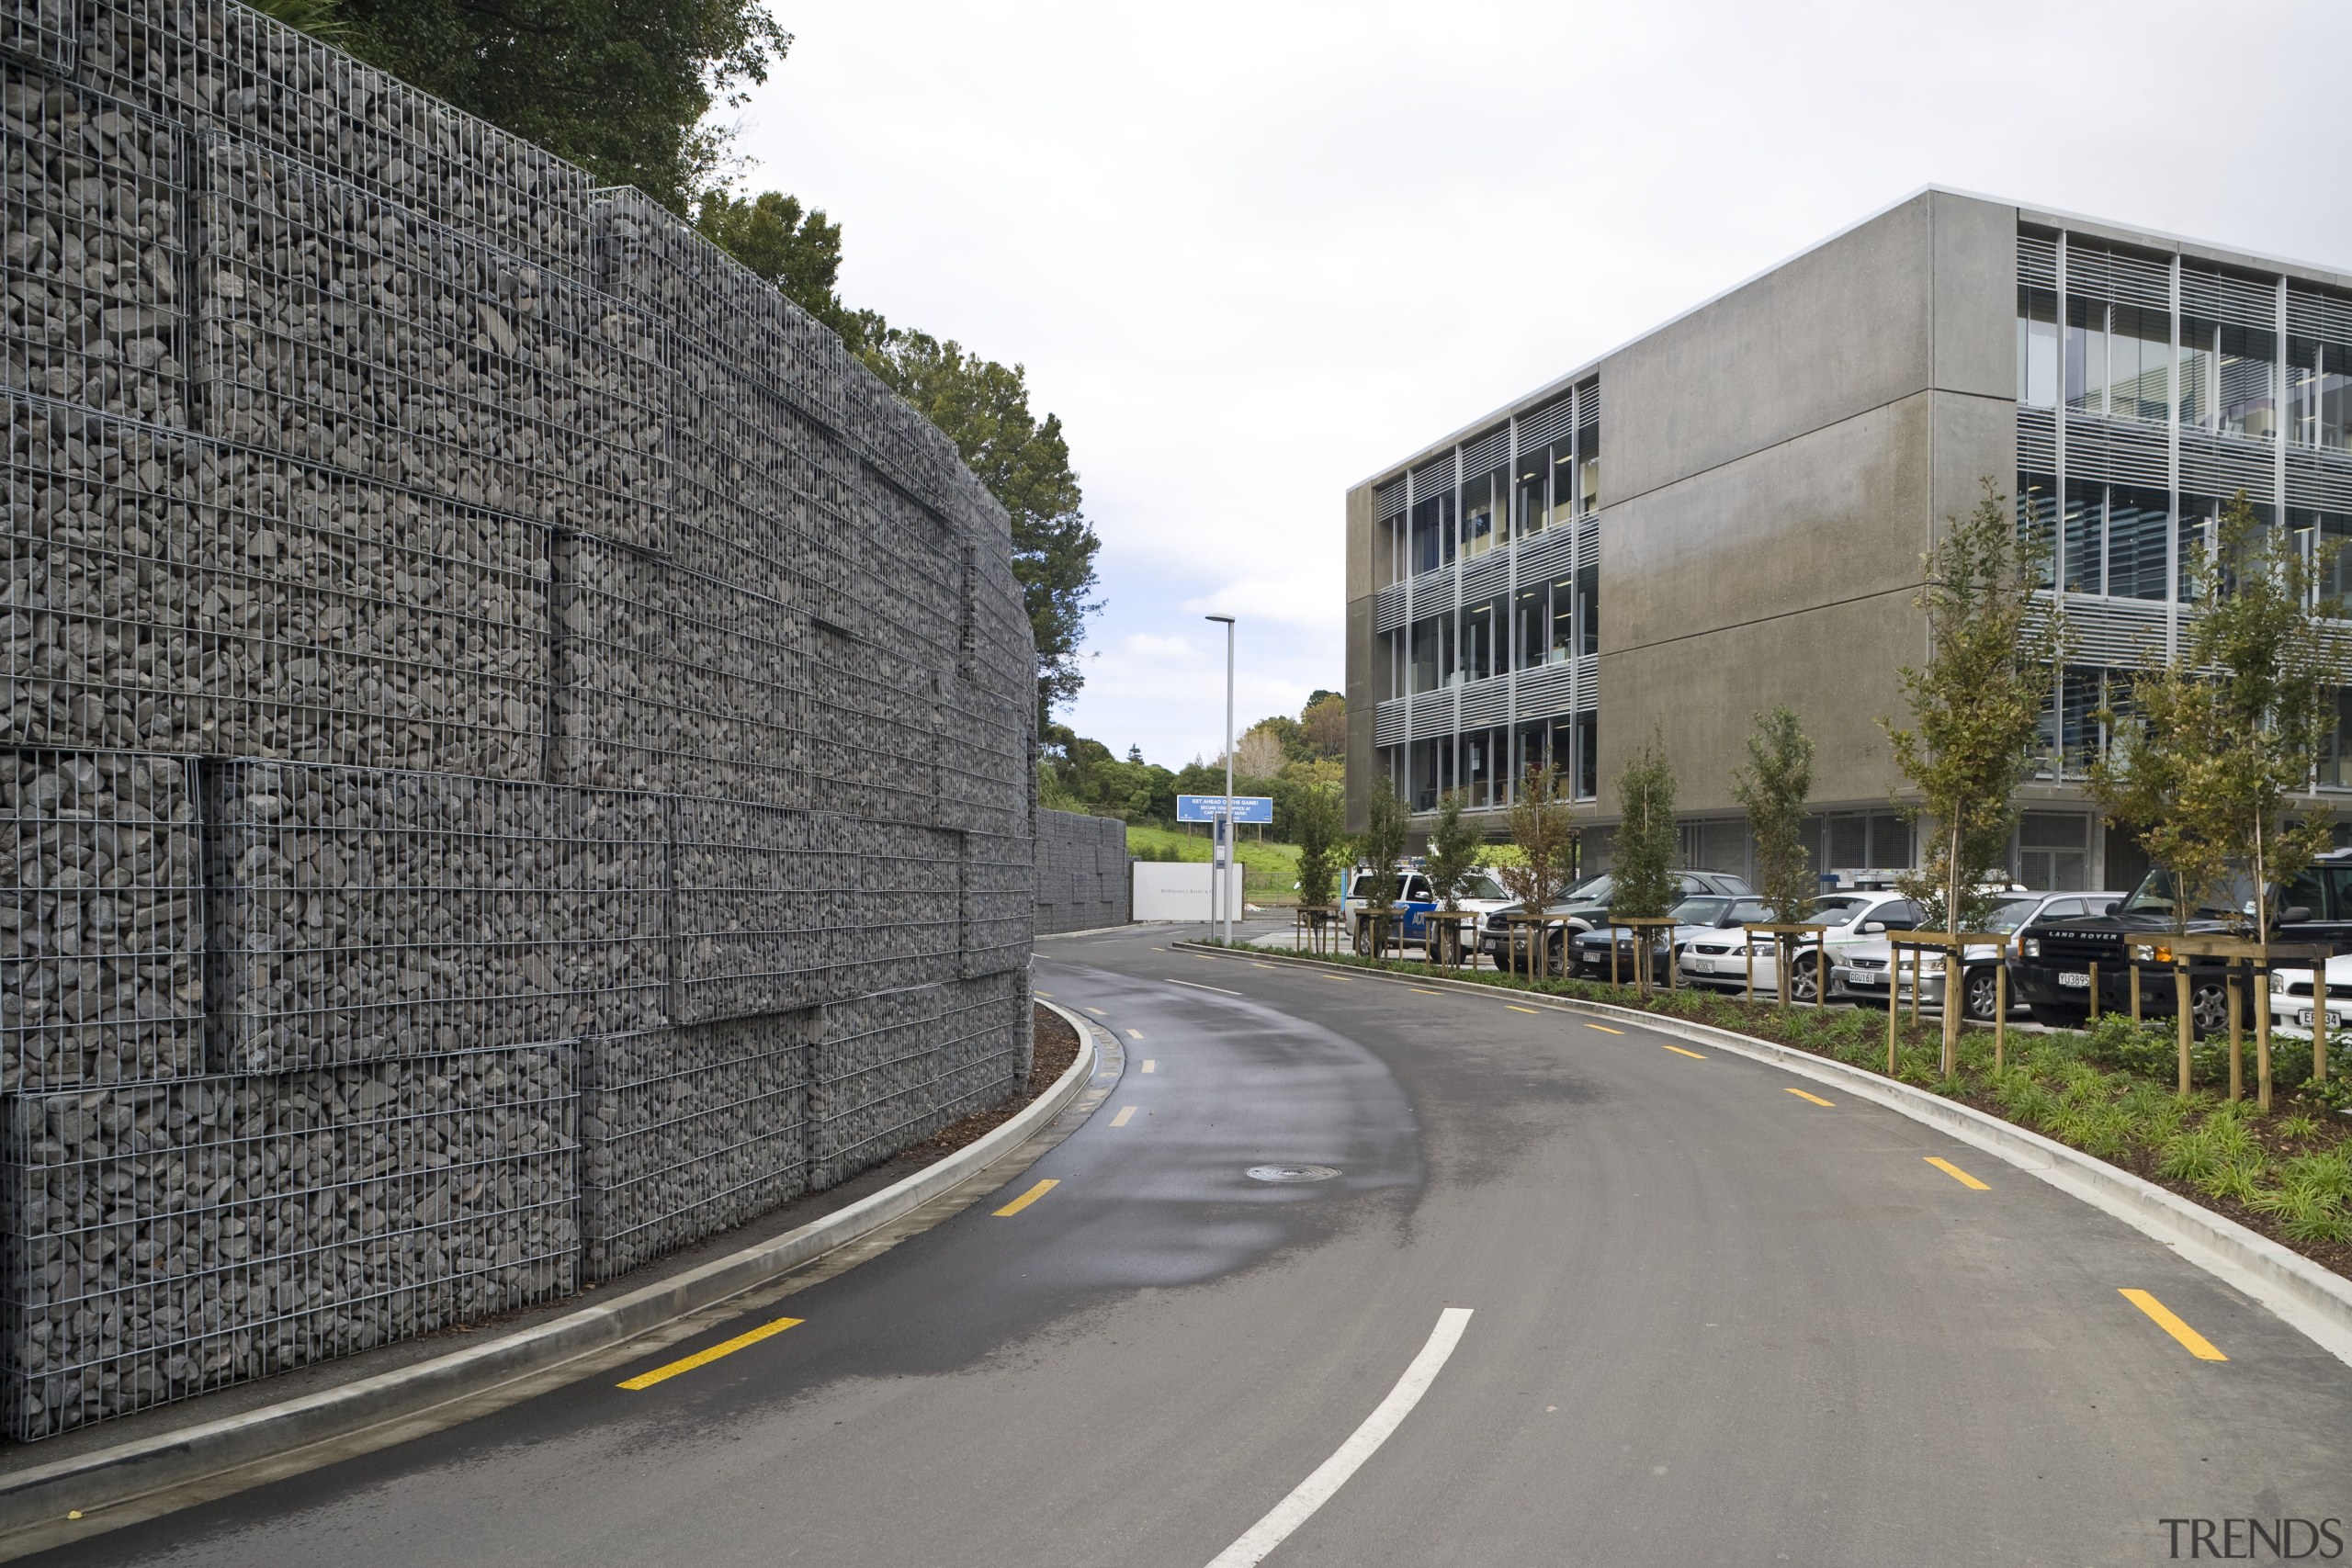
[1035,809,1130,934]
[0,0,1038,1438]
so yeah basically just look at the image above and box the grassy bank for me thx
[1204,942,2352,1276]
[1127,825,1302,904]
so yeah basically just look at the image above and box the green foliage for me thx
[1293,784,1343,908]
[867,333,1103,725]
[1039,725,1175,823]
[692,190,888,351]
[1498,764,1577,910]
[1352,786,1411,916]
[1884,479,2065,931]
[249,0,347,39]
[1300,694,1348,759]
[1731,705,1815,925]
[334,0,791,213]
[1611,736,1679,919]
[1423,791,1486,911]
[2088,492,2339,943]
[1125,827,1298,898]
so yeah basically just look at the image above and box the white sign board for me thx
[1132,861,1244,921]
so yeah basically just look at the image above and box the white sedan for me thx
[2269,953,2352,1041]
[1678,892,1927,1002]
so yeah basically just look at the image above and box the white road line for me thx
[1203,1308,1474,1568]
[1167,976,1244,996]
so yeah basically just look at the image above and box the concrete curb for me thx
[1180,942,2352,1369]
[0,1009,1101,1537]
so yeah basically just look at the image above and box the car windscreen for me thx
[1669,897,1729,923]
[1983,897,2041,933]
[1458,872,1509,901]
[1563,874,1611,904]
[2120,869,2257,921]
[1805,897,1871,928]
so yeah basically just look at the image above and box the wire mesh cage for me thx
[579,1013,808,1281]
[0,1038,579,1438]
[808,976,1025,1190]
[0,63,188,427]
[671,798,847,1023]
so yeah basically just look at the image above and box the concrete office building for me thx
[1343,187,2352,891]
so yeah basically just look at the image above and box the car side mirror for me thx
[2281,905,2313,925]
[1860,921,1886,934]
[2103,901,2120,916]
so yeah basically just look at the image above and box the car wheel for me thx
[1789,954,1821,1004]
[2027,1000,2088,1030]
[1351,921,1374,957]
[1962,966,2002,1023]
[2189,979,2233,1039]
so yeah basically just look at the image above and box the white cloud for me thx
[731,0,2352,768]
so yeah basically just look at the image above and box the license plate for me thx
[2058,972,2089,988]
[2298,1011,2316,1029]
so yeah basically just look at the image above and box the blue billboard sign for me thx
[1176,794,1273,825]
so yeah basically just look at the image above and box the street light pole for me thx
[1206,614,1236,945]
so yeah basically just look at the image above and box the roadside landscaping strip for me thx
[1176,941,2352,1371]
[0,1002,1110,1551]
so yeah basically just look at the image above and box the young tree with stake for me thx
[1883,480,2065,1071]
[1498,764,1579,976]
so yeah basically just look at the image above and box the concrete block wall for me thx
[0,0,1037,1438]
[1034,809,1130,934]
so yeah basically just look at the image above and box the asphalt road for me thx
[33,925,2352,1567]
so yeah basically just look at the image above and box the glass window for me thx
[1577,419,1600,513]
[1409,494,1445,574]
[2017,287,2058,407]
[2060,667,2106,773]
[2109,305,2169,423]
[2177,493,2219,601]
[2064,298,2107,415]
[1460,598,1500,682]
[1514,449,1547,539]
[1408,738,1448,812]
[2315,510,2352,608]
[1464,726,1506,807]
[2291,337,2323,447]
[1576,560,1598,656]
[1515,581,1548,669]
[2018,472,2058,587]
[1551,445,1577,526]
[2179,318,2218,430]
[1410,615,1448,694]
[2107,485,2169,601]
[1462,468,1502,558]
[1514,719,1549,788]
[2019,812,2090,891]
[2062,480,2103,595]
[2220,322,2278,440]
[1545,716,1575,786]
[1548,574,1575,662]
[1574,710,1597,799]
[2326,344,2352,451]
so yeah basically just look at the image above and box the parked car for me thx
[1571,894,1774,982]
[1483,869,1754,974]
[1678,892,1926,1001]
[1833,890,2125,1021]
[2268,953,2352,1042]
[2008,850,2352,1033]
[1344,867,1518,956]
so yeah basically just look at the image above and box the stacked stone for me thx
[1033,809,1130,934]
[2,393,206,753]
[578,1015,807,1280]
[0,1041,576,1439]
[191,138,671,550]
[203,761,668,1074]
[1,750,200,1090]
[195,443,549,780]
[0,63,187,428]
[0,0,1047,1439]
[671,797,847,1023]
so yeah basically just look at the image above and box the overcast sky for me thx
[729,1,2352,769]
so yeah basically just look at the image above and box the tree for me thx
[1234,725,1287,780]
[866,333,1103,725]
[1424,791,1485,911]
[2091,492,2340,948]
[1294,784,1343,908]
[1883,479,2066,937]
[691,190,888,352]
[333,0,791,214]
[1611,736,1679,920]
[1352,786,1411,954]
[1498,763,1577,912]
[1300,694,1348,759]
[1732,706,1815,924]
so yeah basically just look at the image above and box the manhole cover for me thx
[1247,1164,1341,1183]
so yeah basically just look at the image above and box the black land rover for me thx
[2007,850,2352,1033]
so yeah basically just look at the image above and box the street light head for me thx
[1204,614,1235,625]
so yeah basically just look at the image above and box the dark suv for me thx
[2007,851,2352,1032]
